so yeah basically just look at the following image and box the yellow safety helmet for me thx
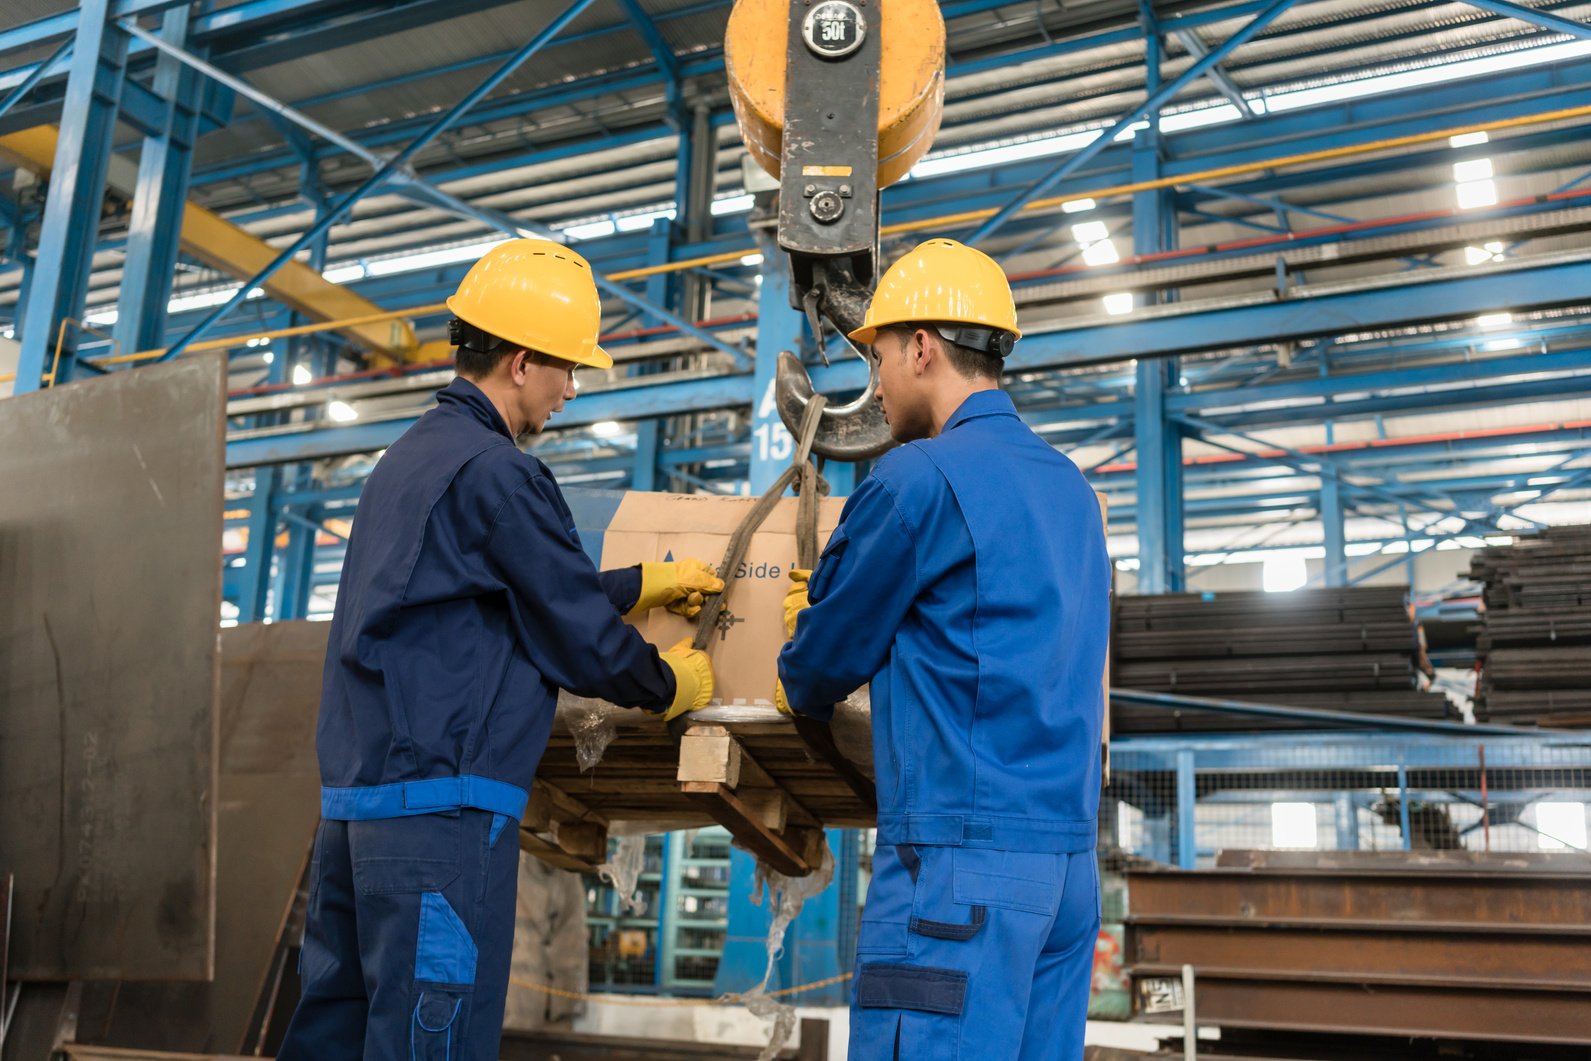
[848,238,1021,352]
[446,238,613,370]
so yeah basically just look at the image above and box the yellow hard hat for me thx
[848,238,1021,347]
[446,238,613,370]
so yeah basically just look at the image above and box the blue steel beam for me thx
[14,0,125,392]
[966,0,1298,246]
[0,37,70,121]
[155,0,598,363]
[114,5,200,355]
[1172,28,1255,118]
[1460,0,1591,41]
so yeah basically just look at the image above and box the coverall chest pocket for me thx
[807,528,849,603]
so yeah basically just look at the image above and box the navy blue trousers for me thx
[278,809,520,1061]
[850,844,1099,1060]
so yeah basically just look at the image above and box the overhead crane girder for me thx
[0,124,418,361]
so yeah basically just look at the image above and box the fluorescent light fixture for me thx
[84,307,119,325]
[1465,242,1505,265]
[1082,239,1121,267]
[1271,802,1318,848]
[327,400,359,422]
[322,264,366,284]
[591,420,623,438]
[1062,198,1097,213]
[909,128,1104,179]
[561,219,617,240]
[1450,130,1490,148]
[1536,802,1588,850]
[1484,337,1523,351]
[710,193,755,216]
[1262,553,1308,592]
[1071,220,1110,244]
[1457,180,1498,209]
[1265,39,1591,114]
[740,253,765,267]
[262,351,275,364]
[370,239,506,275]
[246,287,264,299]
[1452,158,1494,182]
[1476,312,1513,328]
[292,364,313,386]
[1102,292,1135,316]
[615,207,676,233]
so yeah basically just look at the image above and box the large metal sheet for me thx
[85,621,324,1051]
[0,357,225,981]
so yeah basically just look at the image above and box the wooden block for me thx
[678,730,742,787]
[681,782,810,876]
[518,829,601,874]
[555,821,609,862]
[738,789,789,832]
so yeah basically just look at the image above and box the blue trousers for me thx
[850,844,1099,1060]
[278,809,520,1061]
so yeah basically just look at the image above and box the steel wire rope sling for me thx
[670,395,878,815]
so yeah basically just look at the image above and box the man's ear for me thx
[912,328,935,376]
[508,349,529,384]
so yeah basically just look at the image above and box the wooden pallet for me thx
[521,696,874,877]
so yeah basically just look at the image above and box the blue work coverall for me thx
[778,389,1110,1060]
[278,377,675,1060]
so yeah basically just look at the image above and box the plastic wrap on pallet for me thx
[721,841,837,1061]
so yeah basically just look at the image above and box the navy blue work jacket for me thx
[778,389,1109,853]
[316,377,674,822]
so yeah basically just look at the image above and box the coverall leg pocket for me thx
[854,961,967,1060]
[411,891,477,1060]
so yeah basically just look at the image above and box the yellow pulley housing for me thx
[725,0,946,190]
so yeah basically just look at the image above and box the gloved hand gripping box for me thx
[601,490,847,707]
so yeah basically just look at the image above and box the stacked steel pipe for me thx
[1112,586,1452,733]
[1473,524,1591,727]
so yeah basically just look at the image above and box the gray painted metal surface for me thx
[0,356,225,980]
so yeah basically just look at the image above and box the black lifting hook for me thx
[773,266,897,462]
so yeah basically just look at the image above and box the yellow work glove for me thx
[774,678,795,717]
[783,568,813,638]
[630,559,726,620]
[659,639,715,721]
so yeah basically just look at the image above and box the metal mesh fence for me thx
[1106,732,1591,867]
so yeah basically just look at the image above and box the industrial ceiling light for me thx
[292,364,313,386]
[327,400,359,422]
[1102,292,1135,316]
[591,420,623,438]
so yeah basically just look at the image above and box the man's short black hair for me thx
[451,318,560,378]
[875,322,1004,382]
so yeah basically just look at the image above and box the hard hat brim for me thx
[848,324,880,346]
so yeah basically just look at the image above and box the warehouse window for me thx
[1262,554,1308,593]
[1271,803,1318,848]
[1534,802,1588,851]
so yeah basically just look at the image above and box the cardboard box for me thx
[601,491,845,706]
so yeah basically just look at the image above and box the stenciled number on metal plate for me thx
[802,1,866,60]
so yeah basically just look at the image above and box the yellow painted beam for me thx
[0,126,417,360]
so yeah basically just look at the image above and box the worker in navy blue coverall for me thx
[278,240,720,1061]
[777,239,1110,1060]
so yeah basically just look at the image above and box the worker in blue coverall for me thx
[277,238,721,1061]
[776,238,1110,1060]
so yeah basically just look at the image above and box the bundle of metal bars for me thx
[1124,850,1591,1048]
[1111,587,1451,733]
[1472,524,1591,727]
